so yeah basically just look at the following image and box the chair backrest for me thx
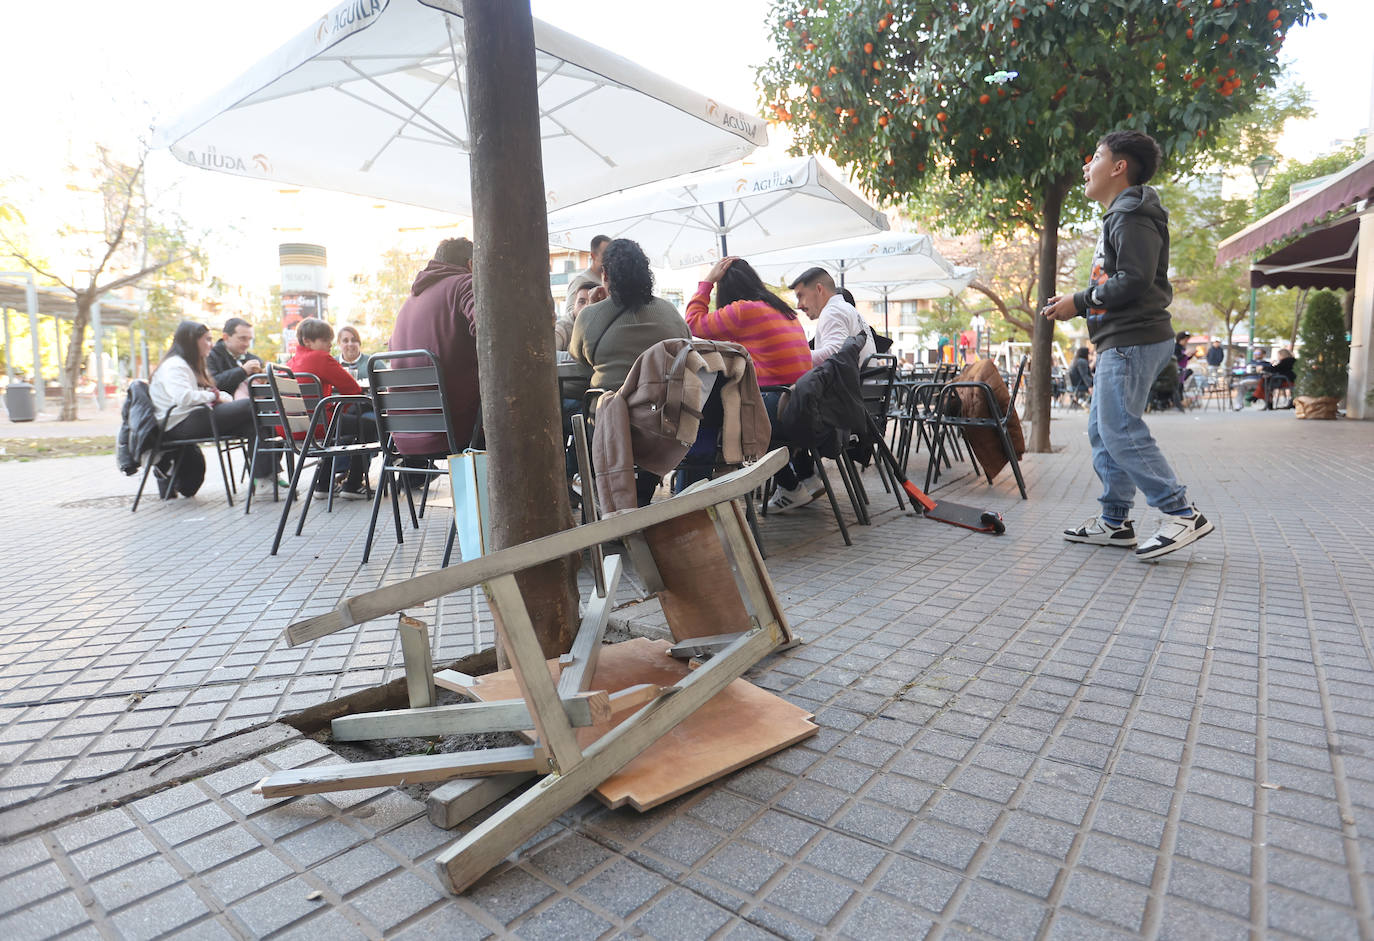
[266,364,319,457]
[859,354,898,424]
[367,350,458,455]
[248,370,288,443]
[295,372,322,415]
[1006,356,1028,416]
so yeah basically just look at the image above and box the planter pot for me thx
[1295,396,1339,420]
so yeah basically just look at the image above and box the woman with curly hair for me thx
[568,238,688,395]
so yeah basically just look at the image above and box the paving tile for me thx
[630,887,732,941]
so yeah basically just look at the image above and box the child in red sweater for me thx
[286,319,375,497]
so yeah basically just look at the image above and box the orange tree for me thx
[759,0,1316,451]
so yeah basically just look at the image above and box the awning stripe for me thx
[1216,152,1374,266]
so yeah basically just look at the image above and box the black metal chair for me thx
[363,350,462,565]
[241,370,319,514]
[267,366,378,555]
[924,356,1029,499]
[758,384,854,547]
[837,354,901,518]
[131,385,249,513]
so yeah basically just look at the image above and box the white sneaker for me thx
[798,475,825,498]
[1135,506,1214,560]
[1063,516,1137,547]
[767,484,814,513]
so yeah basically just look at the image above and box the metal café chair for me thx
[266,366,378,555]
[131,381,250,512]
[363,350,462,565]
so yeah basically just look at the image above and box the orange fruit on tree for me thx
[979,93,991,104]
[864,42,874,53]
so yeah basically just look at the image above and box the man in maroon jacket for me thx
[388,238,480,459]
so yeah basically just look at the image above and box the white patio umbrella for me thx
[746,231,956,288]
[152,0,768,214]
[847,265,977,334]
[545,155,889,269]
[847,265,978,302]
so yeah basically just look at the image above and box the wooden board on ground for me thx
[458,636,816,811]
[643,509,752,641]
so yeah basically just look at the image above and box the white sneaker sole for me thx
[1063,532,1138,548]
[1135,517,1215,560]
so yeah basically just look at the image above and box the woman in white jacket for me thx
[150,321,270,485]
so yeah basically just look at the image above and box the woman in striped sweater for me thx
[684,256,812,387]
[682,257,821,506]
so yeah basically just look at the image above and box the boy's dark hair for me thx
[590,234,611,253]
[223,317,252,337]
[787,266,836,293]
[434,237,474,268]
[296,318,334,345]
[1099,130,1163,186]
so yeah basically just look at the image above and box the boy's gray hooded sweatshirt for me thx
[1073,184,1175,352]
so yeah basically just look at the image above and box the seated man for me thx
[1232,348,1293,410]
[206,317,264,396]
[555,278,604,353]
[389,238,481,487]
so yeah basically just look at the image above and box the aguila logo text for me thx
[182,146,271,174]
[740,170,795,194]
[317,0,382,42]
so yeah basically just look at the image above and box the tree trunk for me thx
[1030,178,1071,453]
[463,1,579,658]
[60,296,92,421]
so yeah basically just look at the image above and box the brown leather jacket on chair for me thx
[592,339,771,515]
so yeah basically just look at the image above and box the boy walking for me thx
[1043,130,1213,560]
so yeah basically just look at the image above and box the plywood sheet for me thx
[644,510,752,641]
[460,637,816,811]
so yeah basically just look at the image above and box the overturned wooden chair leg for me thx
[435,626,779,893]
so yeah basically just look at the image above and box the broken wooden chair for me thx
[264,448,797,893]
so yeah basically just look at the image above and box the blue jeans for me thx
[1088,339,1189,520]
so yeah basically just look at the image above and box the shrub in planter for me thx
[1294,290,1349,419]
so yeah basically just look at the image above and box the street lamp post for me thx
[1246,154,1276,364]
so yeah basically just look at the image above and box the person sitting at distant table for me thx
[206,317,264,397]
[1232,347,1294,410]
[336,324,370,381]
[150,320,272,490]
[1068,346,1094,406]
[286,318,375,498]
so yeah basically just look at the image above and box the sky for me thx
[2,0,1370,307]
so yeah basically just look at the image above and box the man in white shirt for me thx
[789,267,876,366]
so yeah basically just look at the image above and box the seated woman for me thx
[568,238,690,506]
[683,255,812,497]
[149,320,270,491]
[1067,346,1094,406]
[286,318,376,498]
[336,325,371,380]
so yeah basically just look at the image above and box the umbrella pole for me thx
[718,201,728,257]
[883,287,889,335]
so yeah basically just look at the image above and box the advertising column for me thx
[279,243,328,358]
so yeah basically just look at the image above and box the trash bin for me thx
[5,382,36,422]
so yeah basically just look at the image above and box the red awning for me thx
[1250,214,1360,290]
[1216,152,1374,265]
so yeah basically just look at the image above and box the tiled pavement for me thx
[2,408,1374,939]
